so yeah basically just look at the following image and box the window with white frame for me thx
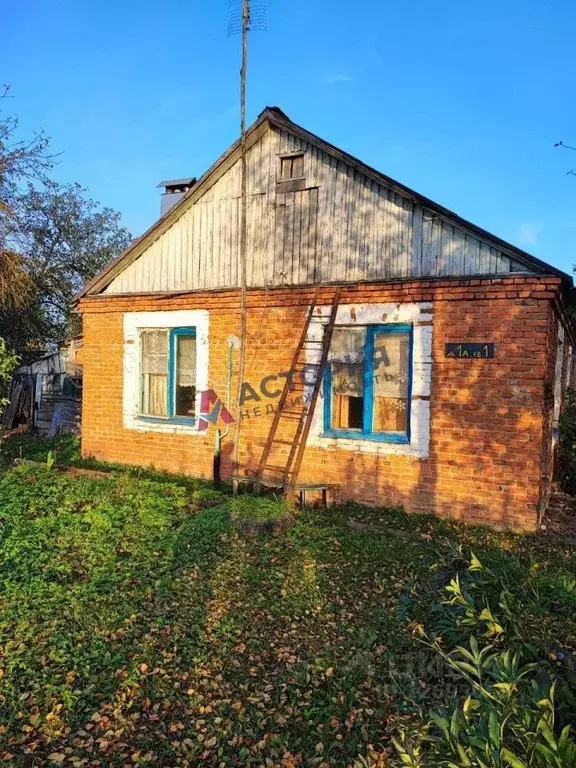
[140,327,197,421]
[323,324,412,443]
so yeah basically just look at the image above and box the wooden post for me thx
[231,0,250,480]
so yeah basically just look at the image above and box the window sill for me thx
[320,429,410,445]
[137,415,197,427]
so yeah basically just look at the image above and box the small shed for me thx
[2,337,83,435]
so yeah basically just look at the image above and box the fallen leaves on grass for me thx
[0,466,575,766]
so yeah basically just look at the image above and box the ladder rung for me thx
[254,288,341,495]
[290,381,316,389]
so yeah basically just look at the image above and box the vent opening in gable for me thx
[279,153,305,181]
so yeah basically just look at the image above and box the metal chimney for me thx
[157,177,197,216]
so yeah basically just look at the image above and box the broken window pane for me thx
[328,327,365,431]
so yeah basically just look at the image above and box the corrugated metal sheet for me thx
[104,126,527,295]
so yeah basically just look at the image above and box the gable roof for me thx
[76,106,571,300]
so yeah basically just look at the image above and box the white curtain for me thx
[176,335,197,387]
[141,330,168,416]
[175,334,197,417]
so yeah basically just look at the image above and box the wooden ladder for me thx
[254,287,342,501]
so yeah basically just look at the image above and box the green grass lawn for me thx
[0,437,575,767]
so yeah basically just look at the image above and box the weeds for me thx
[390,550,576,767]
[228,494,295,534]
[0,438,575,766]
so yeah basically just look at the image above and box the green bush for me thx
[557,387,576,494]
[0,337,19,408]
[393,640,576,767]
[391,551,576,767]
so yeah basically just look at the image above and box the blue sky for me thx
[3,0,576,274]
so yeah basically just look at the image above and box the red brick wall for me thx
[78,275,566,531]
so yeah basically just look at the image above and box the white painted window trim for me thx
[123,310,209,435]
[306,302,433,458]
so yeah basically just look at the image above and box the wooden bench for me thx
[232,476,339,508]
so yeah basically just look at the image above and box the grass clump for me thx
[191,486,226,503]
[0,432,220,494]
[228,493,295,534]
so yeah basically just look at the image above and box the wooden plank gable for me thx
[100,113,552,297]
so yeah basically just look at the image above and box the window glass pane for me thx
[175,334,197,417]
[141,330,168,416]
[328,327,365,364]
[328,327,365,431]
[372,330,410,434]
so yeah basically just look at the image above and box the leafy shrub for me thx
[391,551,576,767]
[393,639,576,767]
[0,336,19,407]
[557,387,576,494]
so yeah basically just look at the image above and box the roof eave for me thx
[75,106,572,301]
[74,110,274,302]
[265,109,571,283]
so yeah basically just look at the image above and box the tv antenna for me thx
[228,0,267,477]
[227,0,267,36]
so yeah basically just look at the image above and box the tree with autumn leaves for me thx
[0,86,132,359]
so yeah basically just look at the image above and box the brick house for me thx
[76,107,575,531]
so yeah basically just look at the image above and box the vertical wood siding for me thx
[104,127,526,294]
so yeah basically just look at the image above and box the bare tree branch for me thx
[554,140,576,175]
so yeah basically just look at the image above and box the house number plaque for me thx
[445,343,494,359]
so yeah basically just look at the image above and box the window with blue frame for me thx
[140,327,197,421]
[323,324,412,443]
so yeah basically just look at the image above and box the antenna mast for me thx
[228,0,266,478]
